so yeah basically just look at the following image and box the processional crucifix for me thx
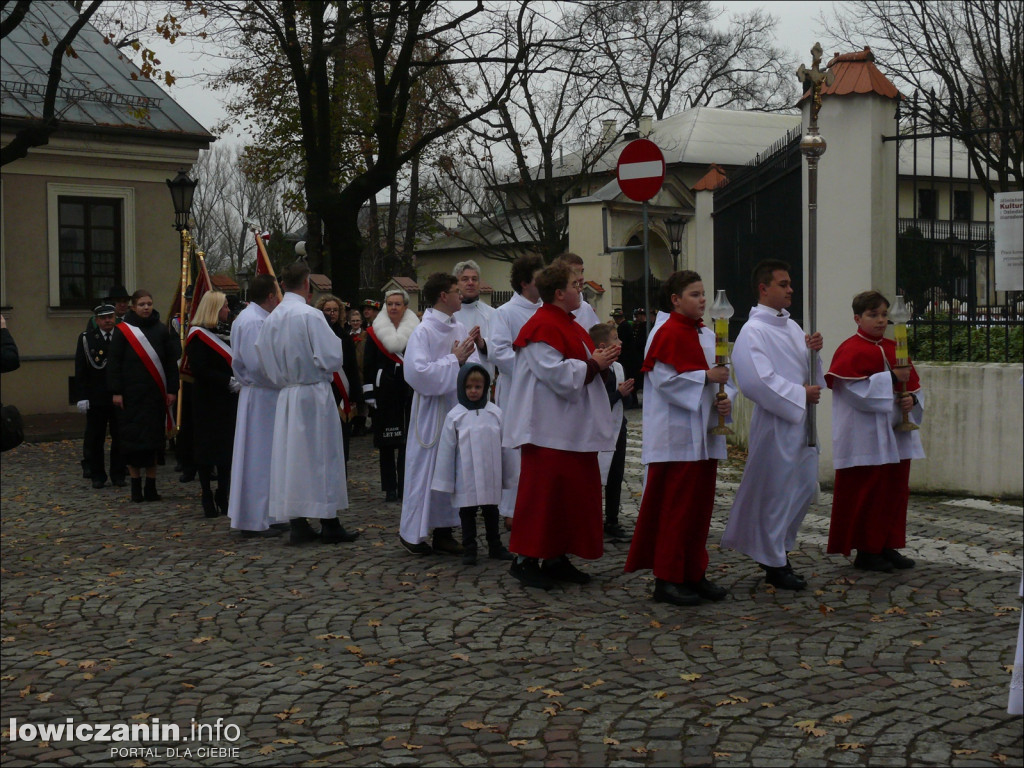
[796,43,834,447]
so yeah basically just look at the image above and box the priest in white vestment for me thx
[489,255,545,517]
[399,272,480,555]
[452,260,496,382]
[720,260,824,591]
[228,275,282,537]
[254,263,356,545]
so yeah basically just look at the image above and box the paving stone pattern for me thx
[1,416,1022,767]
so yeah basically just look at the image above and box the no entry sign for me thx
[616,139,666,202]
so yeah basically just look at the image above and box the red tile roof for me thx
[210,274,240,293]
[692,163,729,192]
[584,280,605,294]
[309,274,332,292]
[799,47,902,103]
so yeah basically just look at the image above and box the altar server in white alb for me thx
[452,260,496,382]
[399,272,481,556]
[255,262,358,545]
[431,363,515,565]
[489,254,545,518]
[555,253,601,330]
[720,259,824,591]
[227,274,282,538]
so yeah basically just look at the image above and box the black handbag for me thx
[1,403,24,451]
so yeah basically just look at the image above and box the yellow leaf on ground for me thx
[36,692,53,702]
[653,691,667,699]
[603,737,620,745]
[953,749,978,755]
[131,713,151,721]
[542,689,563,697]
[181,683,195,689]
[78,660,95,669]
[819,604,834,615]
[33,650,51,656]
[542,706,559,716]
[679,673,702,682]
[928,658,945,665]
[258,745,275,755]
[452,653,470,662]
[991,754,1008,763]
[837,742,865,750]
[950,679,971,688]
[462,721,498,731]
[402,743,422,750]
[274,738,297,744]
[346,645,363,656]
[713,752,731,758]
[799,662,813,670]
[192,637,213,644]
[832,714,852,723]
[509,740,529,747]
[649,620,662,628]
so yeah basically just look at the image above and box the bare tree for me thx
[577,0,798,122]
[189,143,302,275]
[826,0,1023,194]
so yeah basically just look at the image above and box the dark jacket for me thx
[186,330,237,466]
[107,310,180,454]
[1,328,19,374]
[362,328,413,448]
[327,322,364,410]
[75,326,114,403]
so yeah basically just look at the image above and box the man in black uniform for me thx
[75,304,125,488]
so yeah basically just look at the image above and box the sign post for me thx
[611,139,666,332]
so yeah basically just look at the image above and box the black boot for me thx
[143,477,161,502]
[459,508,478,564]
[483,507,513,561]
[214,486,229,515]
[130,477,144,503]
[201,489,218,518]
[321,517,360,544]
[289,517,320,545]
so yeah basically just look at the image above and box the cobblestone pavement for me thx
[1,416,1021,767]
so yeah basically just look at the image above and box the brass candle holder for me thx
[708,289,733,436]
[889,294,919,432]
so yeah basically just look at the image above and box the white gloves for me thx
[228,377,242,394]
[76,400,90,413]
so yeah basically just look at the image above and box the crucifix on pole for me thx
[797,42,834,448]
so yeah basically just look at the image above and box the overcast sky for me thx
[155,1,847,141]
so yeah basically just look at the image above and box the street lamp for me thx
[664,214,685,272]
[166,169,197,232]
[236,266,251,302]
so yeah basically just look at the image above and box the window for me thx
[57,197,122,309]
[917,189,937,220]
[47,184,135,309]
[953,190,972,222]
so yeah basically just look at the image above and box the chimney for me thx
[601,119,617,144]
[638,115,653,137]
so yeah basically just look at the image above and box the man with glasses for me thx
[554,253,601,330]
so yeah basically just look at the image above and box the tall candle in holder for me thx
[708,290,734,436]
[889,295,919,432]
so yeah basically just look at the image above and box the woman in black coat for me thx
[315,294,364,468]
[186,291,238,517]
[362,288,418,502]
[108,290,179,503]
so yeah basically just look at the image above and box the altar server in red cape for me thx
[502,262,620,590]
[625,271,735,606]
[825,290,924,572]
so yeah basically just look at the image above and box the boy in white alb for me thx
[431,363,514,565]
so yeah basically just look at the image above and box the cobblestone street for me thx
[1,417,1021,767]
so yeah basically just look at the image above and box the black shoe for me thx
[143,478,161,502]
[462,545,478,566]
[432,534,464,555]
[689,577,728,602]
[604,522,632,541]
[881,548,915,569]
[510,558,554,590]
[783,560,807,587]
[269,522,290,531]
[130,478,144,503]
[174,463,183,473]
[854,551,894,572]
[653,579,701,606]
[91,478,106,489]
[214,486,229,515]
[488,544,515,561]
[201,489,219,518]
[321,519,360,544]
[239,528,285,539]
[763,566,807,590]
[111,477,127,488]
[179,470,196,483]
[82,466,92,479]
[385,490,399,503]
[541,556,591,584]
[289,519,320,545]
[399,535,433,555]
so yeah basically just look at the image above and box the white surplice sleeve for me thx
[523,342,589,403]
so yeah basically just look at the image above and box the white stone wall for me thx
[726,361,1024,498]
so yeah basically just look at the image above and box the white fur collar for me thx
[372,308,419,354]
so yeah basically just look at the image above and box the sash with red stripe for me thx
[332,371,353,420]
[117,324,175,432]
[187,326,233,367]
[367,326,403,365]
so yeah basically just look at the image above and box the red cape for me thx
[826,331,920,392]
[640,312,708,374]
[514,303,594,361]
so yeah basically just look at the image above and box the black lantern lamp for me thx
[236,266,251,301]
[166,169,197,231]
[665,214,685,272]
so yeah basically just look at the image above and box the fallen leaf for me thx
[832,714,852,724]
[582,679,605,689]
[928,659,945,665]
[19,686,31,698]
[991,754,1008,764]
[33,650,51,657]
[818,604,834,616]
[542,706,559,716]
[713,752,731,758]
[526,685,543,693]
[715,699,736,707]
[653,691,667,699]
[837,742,865,750]
[826,659,843,666]
[131,713,151,721]
[542,689,563,698]
[950,679,970,688]
[953,749,978,755]
[603,737,620,745]
[730,694,749,703]
[799,662,813,670]
[649,620,662,628]
[192,637,213,644]
[761,702,776,708]
[462,721,498,732]
[509,740,529,747]
[181,683,195,689]
[258,745,275,755]
[452,653,470,662]
[274,738,297,744]
[78,660,96,669]
[885,605,907,615]
[368,619,382,627]
[679,673,702,682]
[633,746,650,754]
[345,645,363,656]
[260,662,275,668]
[402,743,422,750]
[925,610,942,617]
[36,692,54,702]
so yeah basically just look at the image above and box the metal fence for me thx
[891,92,1022,363]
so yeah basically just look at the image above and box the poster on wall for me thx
[994,191,1023,292]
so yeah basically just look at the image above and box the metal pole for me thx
[642,201,651,333]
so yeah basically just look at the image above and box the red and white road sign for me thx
[616,139,666,202]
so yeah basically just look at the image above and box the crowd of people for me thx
[67,253,932,603]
